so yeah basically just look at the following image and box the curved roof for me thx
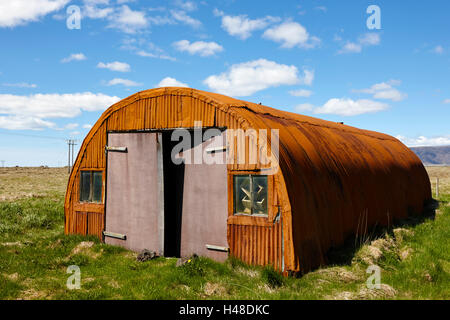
[66,87,431,272]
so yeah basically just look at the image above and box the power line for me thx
[0,131,66,141]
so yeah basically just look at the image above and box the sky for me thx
[0,0,449,167]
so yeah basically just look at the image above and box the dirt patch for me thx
[1,242,23,247]
[315,267,361,283]
[67,241,101,260]
[236,267,259,278]
[203,282,227,297]
[19,288,49,300]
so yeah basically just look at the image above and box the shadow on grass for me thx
[325,198,438,267]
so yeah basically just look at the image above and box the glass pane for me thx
[80,171,91,202]
[92,171,103,203]
[252,176,268,215]
[234,175,251,214]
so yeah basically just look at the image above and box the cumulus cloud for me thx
[314,98,389,116]
[107,5,148,33]
[443,99,450,104]
[290,89,313,97]
[263,21,321,49]
[136,50,176,61]
[203,59,300,96]
[396,135,450,147]
[106,78,142,86]
[61,53,87,63]
[214,9,280,40]
[173,40,223,57]
[170,10,201,28]
[0,0,69,28]
[83,123,93,129]
[0,92,120,130]
[0,116,56,130]
[353,80,407,101]
[338,33,380,54]
[97,61,131,72]
[157,77,189,88]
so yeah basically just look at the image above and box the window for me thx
[233,175,268,216]
[80,171,103,203]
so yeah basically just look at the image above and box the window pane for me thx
[80,171,91,202]
[234,175,251,214]
[92,171,103,203]
[252,176,268,215]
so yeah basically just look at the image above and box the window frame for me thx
[79,169,104,204]
[229,171,274,222]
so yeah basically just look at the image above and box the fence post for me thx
[436,177,439,198]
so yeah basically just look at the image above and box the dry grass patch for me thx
[0,167,68,201]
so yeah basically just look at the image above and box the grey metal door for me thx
[105,132,163,254]
[179,132,229,261]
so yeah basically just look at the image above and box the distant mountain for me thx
[410,145,450,165]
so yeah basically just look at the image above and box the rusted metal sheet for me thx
[64,87,432,273]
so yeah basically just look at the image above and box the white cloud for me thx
[97,61,131,72]
[215,10,280,40]
[170,10,201,28]
[290,89,313,97]
[83,3,114,19]
[3,83,37,88]
[353,80,407,102]
[175,0,197,12]
[314,98,389,116]
[396,135,450,147]
[0,92,120,130]
[358,33,380,46]
[443,99,450,104]
[0,0,69,28]
[203,59,300,96]
[64,123,79,130]
[136,50,176,61]
[295,103,315,112]
[108,5,148,33]
[0,116,55,130]
[82,124,93,129]
[432,45,444,54]
[173,40,223,57]
[61,53,87,63]
[339,42,362,54]
[157,77,189,88]
[301,69,314,86]
[107,78,142,87]
[338,32,380,54]
[263,21,320,49]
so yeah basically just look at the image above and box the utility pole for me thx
[66,139,78,173]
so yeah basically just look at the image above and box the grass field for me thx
[0,166,448,300]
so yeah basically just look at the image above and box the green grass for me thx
[0,194,449,300]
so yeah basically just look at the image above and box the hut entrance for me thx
[104,130,228,261]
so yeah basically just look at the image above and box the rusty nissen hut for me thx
[64,87,431,274]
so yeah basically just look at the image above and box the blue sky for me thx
[0,0,449,166]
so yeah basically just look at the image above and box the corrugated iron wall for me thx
[65,87,431,273]
[65,88,290,270]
